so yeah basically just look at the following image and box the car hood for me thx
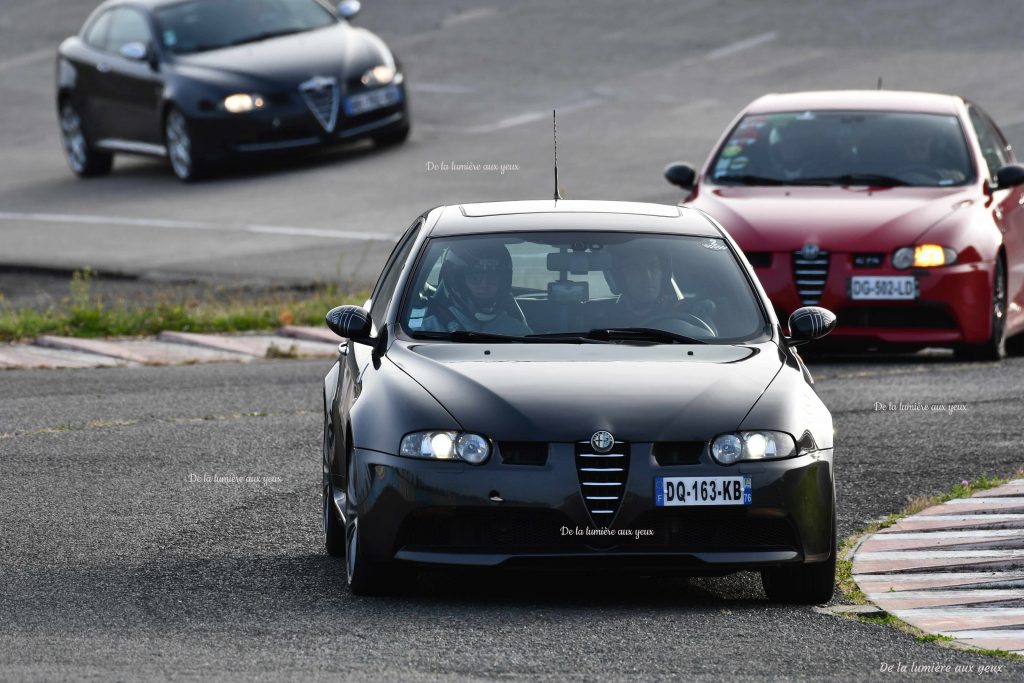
[688,185,976,252]
[388,341,784,443]
[172,23,388,90]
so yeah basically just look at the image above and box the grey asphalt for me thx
[1,356,1022,681]
[2,0,1023,288]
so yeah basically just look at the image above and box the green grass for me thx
[0,269,365,342]
[837,469,1024,659]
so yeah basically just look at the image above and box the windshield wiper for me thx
[412,330,533,343]
[799,173,909,187]
[713,174,787,186]
[531,328,707,344]
[228,29,305,47]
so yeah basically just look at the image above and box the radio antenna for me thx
[552,109,562,201]
[877,76,883,90]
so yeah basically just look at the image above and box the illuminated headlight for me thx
[223,93,265,113]
[361,65,396,86]
[711,431,797,465]
[893,244,957,269]
[399,430,491,464]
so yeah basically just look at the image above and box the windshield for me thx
[400,232,768,344]
[709,111,974,187]
[156,0,336,55]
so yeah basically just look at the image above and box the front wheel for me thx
[60,101,112,178]
[761,522,836,604]
[344,452,408,595]
[164,107,206,182]
[954,258,1006,362]
[323,413,344,557]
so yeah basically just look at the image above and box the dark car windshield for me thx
[400,232,768,344]
[709,111,974,187]
[156,0,336,55]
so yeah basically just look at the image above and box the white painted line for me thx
[938,629,1024,639]
[409,83,477,94]
[441,7,498,29]
[704,32,778,61]
[0,212,395,242]
[466,111,549,134]
[856,550,1024,559]
[0,47,54,73]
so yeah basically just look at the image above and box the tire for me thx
[761,520,836,604]
[59,101,113,178]
[954,257,1006,362]
[1007,333,1024,357]
[372,121,410,148]
[164,107,207,182]
[323,411,344,557]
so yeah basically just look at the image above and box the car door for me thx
[97,6,165,146]
[71,9,115,139]
[968,105,1024,333]
[334,219,424,453]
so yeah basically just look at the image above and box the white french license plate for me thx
[655,476,751,507]
[344,85,402,116]
[849,276,917,300]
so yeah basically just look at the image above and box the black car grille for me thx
[652,442,705,466]
[396,507,574,550]
[632,509,798,551]
[839,304,958,330]
[299,77,340,133]
[575,442,629,527]
[792,249,830,305]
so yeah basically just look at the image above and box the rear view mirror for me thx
[326,305,372,343]
[787,306,836,346]
[337,0,361,20]
[996,163,1024,190]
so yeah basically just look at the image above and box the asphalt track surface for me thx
[1,356,1022,681]
[2,0,1024,287]
[3,0,1024,680]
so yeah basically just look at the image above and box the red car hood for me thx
[688,185,976,252]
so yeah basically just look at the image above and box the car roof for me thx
[745,90,963,115]
[428,200,721,238]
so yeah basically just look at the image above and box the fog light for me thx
[455,433,490,464]
[711,434,742,465]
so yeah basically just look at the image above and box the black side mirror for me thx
[663,162,697,190]
[325,305,372,343]
[996,163,1024,190]
[787,306,836,346]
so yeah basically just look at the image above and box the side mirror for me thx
[337,0,361,19]
[996,163,1024,190]
[663,162,697,190]
[119,41,149,61]
[326,305,372,343]
[787,306,836,346]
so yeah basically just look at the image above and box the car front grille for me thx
[575,442,629,528]
[396,507,575,550]
[632,509,799,551]
[792,249,830,305]
[299,76,340,133]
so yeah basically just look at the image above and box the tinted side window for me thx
[84,10,113,49]
[370,222,421,328]
[105,8,152,53]
[969,107,1010,178]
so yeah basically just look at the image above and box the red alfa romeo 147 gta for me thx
[664,90,1024,360]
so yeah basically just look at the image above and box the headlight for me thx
[711,431,797,465]
[399,430,491,464]
[361,65,395,86]
[223,93,265,113]
[893,244,957,269]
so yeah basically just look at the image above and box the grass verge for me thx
[0,269,364,342]
[836,469,1024,659]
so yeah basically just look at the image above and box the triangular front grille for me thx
[575,442,629,528]
[299,76,340,133]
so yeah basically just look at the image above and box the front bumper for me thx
[755,255,995,347]
[188,83,409,160]
[341,444,834,572]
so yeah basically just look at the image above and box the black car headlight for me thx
[711,431,797,465]
[361,65,398,86]
[399,430,491,464]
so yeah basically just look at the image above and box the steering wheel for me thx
[644,312,718,338]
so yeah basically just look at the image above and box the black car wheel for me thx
[955,257,1006,362]
[164,107,205,182]
[761,517,836,604]
[323,412,344,557]
[372,122,410,148]
[60,101,112,177]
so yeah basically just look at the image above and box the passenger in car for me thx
[420,242,532,335]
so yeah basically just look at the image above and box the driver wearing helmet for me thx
[421,241,532,335]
